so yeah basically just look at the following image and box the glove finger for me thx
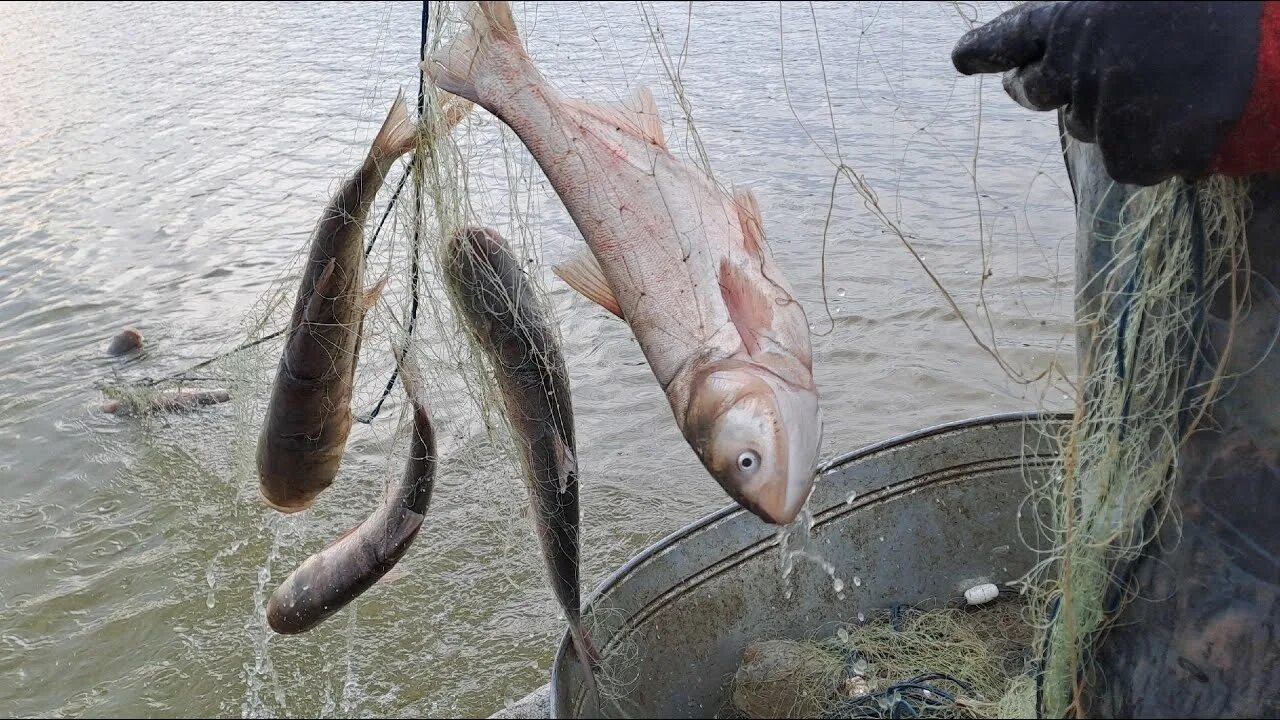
[952,1,1062,75]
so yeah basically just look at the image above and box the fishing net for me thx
[91,1,1180,717]
[1019,144,1252,716]
[727,598,1036,719]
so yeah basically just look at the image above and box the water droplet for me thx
[837,287,847,298]
[879,535,885,543]
[853,576,862,587]
[857,612,866,623]
[833,578,845,593]
[206,592,215,609]
[845,491,858,505]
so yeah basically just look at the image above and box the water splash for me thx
[341,604,362,715]
[206,538,247,609]
[241,520,287,718]
[777,505,845,597]
[321,686,336,718]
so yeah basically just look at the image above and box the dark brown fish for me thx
[266,351,436,635]
[443,227,600,690]
[256,93,418,513]
[101,387,231,416]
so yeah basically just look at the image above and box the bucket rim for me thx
[549,409,1071,719]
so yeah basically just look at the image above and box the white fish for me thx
[424,1,821,524]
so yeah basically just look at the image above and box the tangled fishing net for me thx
[728,598,1036,719]
[90,1,1259,715]
[1021,162,1251,717]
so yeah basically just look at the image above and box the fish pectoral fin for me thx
[718,257,774,357]
[563,86,667,148]
[733,187,770,260]
[363,276,389,311]
[304,259,339,323]
[554,248,624,320]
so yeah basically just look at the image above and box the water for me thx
[0,2,1076,717]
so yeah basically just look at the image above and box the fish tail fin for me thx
[569,621,603,709]
[371,89,419,162]
[391,340,425,405]
[422,1,528,105]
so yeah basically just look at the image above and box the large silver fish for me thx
[424,1,821,525]
[443,226,599,690]
[256,94,418,513]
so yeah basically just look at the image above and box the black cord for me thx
[356,0,429,424]
[140,5,430,391]
[364,167,411,260]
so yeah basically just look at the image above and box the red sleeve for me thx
[1212,1,1280,176]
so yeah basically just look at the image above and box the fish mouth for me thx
[715,470,811,526]
[259,489,314,515]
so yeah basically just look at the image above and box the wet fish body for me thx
[443,227,599,681]
[424,2,821,524]
[101,387,231,416]
[255,94,418,514]
[266,352,437,635]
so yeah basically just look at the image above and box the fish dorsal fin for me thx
[553,248,624,319]
[563,86,667,147]
[733,187,768,259]
[718,258,774,357]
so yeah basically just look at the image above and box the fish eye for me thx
[737,450,760,473]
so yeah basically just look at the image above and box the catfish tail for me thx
[569,615,602,709]
[371,89,419,163]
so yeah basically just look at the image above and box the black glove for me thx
[952,1,1267,186]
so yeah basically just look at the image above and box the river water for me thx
[0,2,1076,717]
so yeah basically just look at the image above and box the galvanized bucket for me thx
[550,411,1070,718]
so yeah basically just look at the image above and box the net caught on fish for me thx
[92,3,1151,716]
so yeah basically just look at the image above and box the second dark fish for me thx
[443,226,600,690]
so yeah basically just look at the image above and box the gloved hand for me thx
[952,1,1280,186]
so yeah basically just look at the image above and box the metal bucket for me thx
[550,411,1070,718]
